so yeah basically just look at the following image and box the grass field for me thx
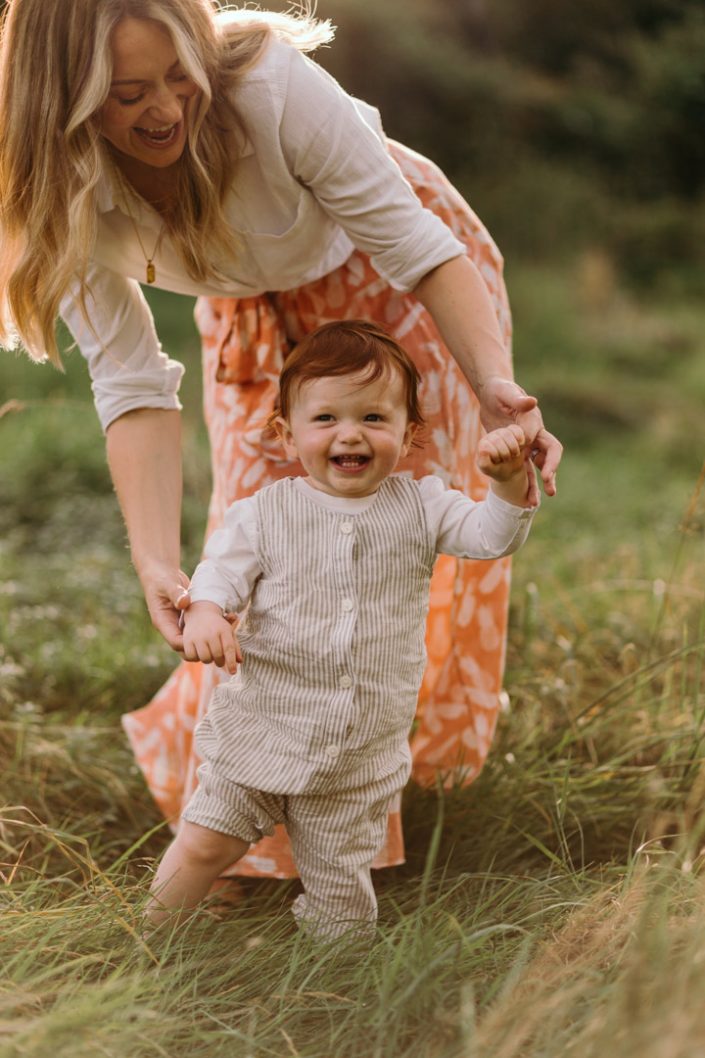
[2,259,705,1057]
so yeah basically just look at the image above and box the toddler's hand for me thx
[182,601,242,674]
[477,424,525,478]
[477,425,536,507]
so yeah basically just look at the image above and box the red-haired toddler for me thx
[147,320,538,938]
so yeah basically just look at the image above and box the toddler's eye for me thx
[314,414,334,422]
[364,413,383,422]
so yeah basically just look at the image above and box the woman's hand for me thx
[413,258,563,501]
[478,377,562,501]
[138,562,192,650]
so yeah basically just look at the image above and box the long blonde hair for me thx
[0,0,333,366]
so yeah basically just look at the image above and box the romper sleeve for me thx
[60,263,185,433]
[419,475,536,559]
[189,496,262,613]
[277,46,466,292]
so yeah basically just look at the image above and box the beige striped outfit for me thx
[183,474,534,935]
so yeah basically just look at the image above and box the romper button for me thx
[341,598,354,612]
[340,522,353,535]
[339,675,352,689]
[326,744,340,758]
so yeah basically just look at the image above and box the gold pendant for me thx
[146,261,156,284]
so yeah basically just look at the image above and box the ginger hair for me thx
[271,320,426,431]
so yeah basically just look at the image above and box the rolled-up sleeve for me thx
[278,47,465,292]
[60,263,185,433]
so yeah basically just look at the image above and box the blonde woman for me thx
[0,0,561,881]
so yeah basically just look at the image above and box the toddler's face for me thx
[278,369,416,498]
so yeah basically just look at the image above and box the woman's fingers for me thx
[174,586,191,610]
[531,429,563,496]
[525,460,540,508]
[220,631,240,674]
[147,590,186,650]
[141,570,191,650]
[509,391,538,414]
[480,380,563,496]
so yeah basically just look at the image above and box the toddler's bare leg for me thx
[146,820,249,927]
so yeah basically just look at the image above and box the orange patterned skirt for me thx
[122,141,513,878]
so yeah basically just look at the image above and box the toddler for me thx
[147,319,537,937]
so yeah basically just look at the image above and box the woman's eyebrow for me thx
[111,60,182,86]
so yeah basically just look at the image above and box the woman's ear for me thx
[274,416,298,459]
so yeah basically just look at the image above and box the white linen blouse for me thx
[60,37,465,432]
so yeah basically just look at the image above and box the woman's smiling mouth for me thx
[133,122,181,148]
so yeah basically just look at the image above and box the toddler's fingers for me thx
[486,435,515,463]
[186,641,213,666]
[505,423,526,446]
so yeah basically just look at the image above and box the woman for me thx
[0,0,561,879]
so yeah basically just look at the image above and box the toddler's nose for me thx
[338,423,363,443]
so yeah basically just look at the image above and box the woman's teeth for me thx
[135,123,179,146]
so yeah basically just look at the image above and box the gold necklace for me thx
[119,186,166,285]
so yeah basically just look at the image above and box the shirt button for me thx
[341,598,354,612]
[326,744,340,758]
[339,674,352,689]
[340,522,353,535]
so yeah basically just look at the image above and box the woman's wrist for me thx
[132,552,180,578]
[414,257,515,408]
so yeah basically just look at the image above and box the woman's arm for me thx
[413,255,562,502]
[106,407,189,649]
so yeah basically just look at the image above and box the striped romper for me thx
[183,474,534,936]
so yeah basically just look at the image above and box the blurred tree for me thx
[310,0,705,277]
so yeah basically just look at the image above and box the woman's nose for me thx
[148,85,184,121]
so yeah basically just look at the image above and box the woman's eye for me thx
[118,93,145,106]
[170,73,189,83]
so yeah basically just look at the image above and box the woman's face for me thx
[100,17,200,170]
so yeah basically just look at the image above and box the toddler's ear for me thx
[274,416,297,459]
[401,421,417,456]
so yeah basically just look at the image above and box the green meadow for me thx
[3,258,705,1057]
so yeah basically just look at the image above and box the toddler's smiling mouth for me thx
[331,455,371,469]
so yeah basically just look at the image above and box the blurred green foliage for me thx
[306,0,705,281]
